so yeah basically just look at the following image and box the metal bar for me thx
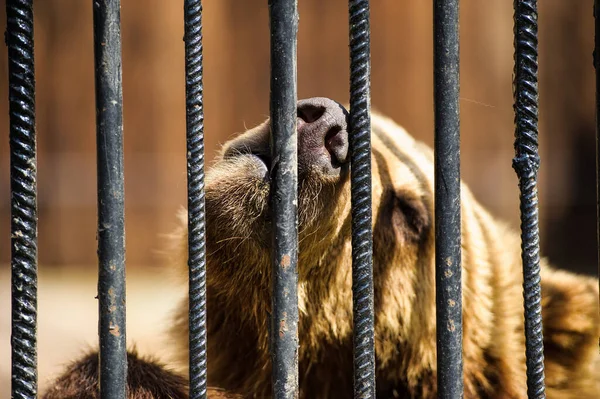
[348,1,376,398]
[433,0,463,397]
[595,0,600,304]
[512,1,546,398]
[268,0,299,397]
[184,1,208,398]
[7,1,38,398]
[93,1,127,397]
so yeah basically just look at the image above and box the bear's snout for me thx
[222,97,349,181]
[297,97,349,177]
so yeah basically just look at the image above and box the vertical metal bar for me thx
[184,1,208,398]
[6,1,38,398]
[268,0,299,397]
[93,1,127,397]
[512,1,546,398]
[433,0,463,397]
[595,0,600,301]
[348,1,376,398]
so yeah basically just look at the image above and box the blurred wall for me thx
[0,0,596,275]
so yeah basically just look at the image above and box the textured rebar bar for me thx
[348,1,376,398]
[512,1,546,398]
[7,1,38,398]
[93,1,127,397]
[268,1,299,398]
[433,1,463,398]
[184,1,208,398]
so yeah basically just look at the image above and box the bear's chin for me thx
[204,154,350,255]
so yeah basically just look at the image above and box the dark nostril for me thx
[324,126,347,167]
[297,104,326,124]
[295,97,350,175]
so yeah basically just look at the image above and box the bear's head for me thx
[203,97,433,303]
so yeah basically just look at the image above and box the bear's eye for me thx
[391,190,430,242]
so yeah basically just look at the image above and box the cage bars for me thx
[92,1,128,397]
[512,1,546,398]
[433,0,464,398]
[268,1,300,398]
[595,0,600,302]
[3,0,572,397]
[7,1,38,398]
[348,1,376,398]
[184,1,208,398]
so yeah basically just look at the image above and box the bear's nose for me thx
[296,97,349,176]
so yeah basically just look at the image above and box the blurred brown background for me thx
[0,0,596,274]
[0,0,597,395]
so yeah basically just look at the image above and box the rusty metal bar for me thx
[348,1,376,398]
[268,0,300,397]
[512,1,546,397]
[93,1,127,397]
[184,1,208,398]
[7,0,39,397]
[433,0,464,397]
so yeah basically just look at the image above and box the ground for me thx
[0,265,180,399]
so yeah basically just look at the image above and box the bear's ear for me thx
[391,189,431,243]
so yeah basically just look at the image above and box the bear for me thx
[41,348,242,399]
[163,97,599,398]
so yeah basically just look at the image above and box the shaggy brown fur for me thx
[42,349,241,399]
[167,103,599,398]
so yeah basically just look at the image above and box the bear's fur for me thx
[41,348,241,399]
[42,102,598,398]
[166,106,599,398]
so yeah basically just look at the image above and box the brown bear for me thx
[41,348,241,399]
[163,97,599,398]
